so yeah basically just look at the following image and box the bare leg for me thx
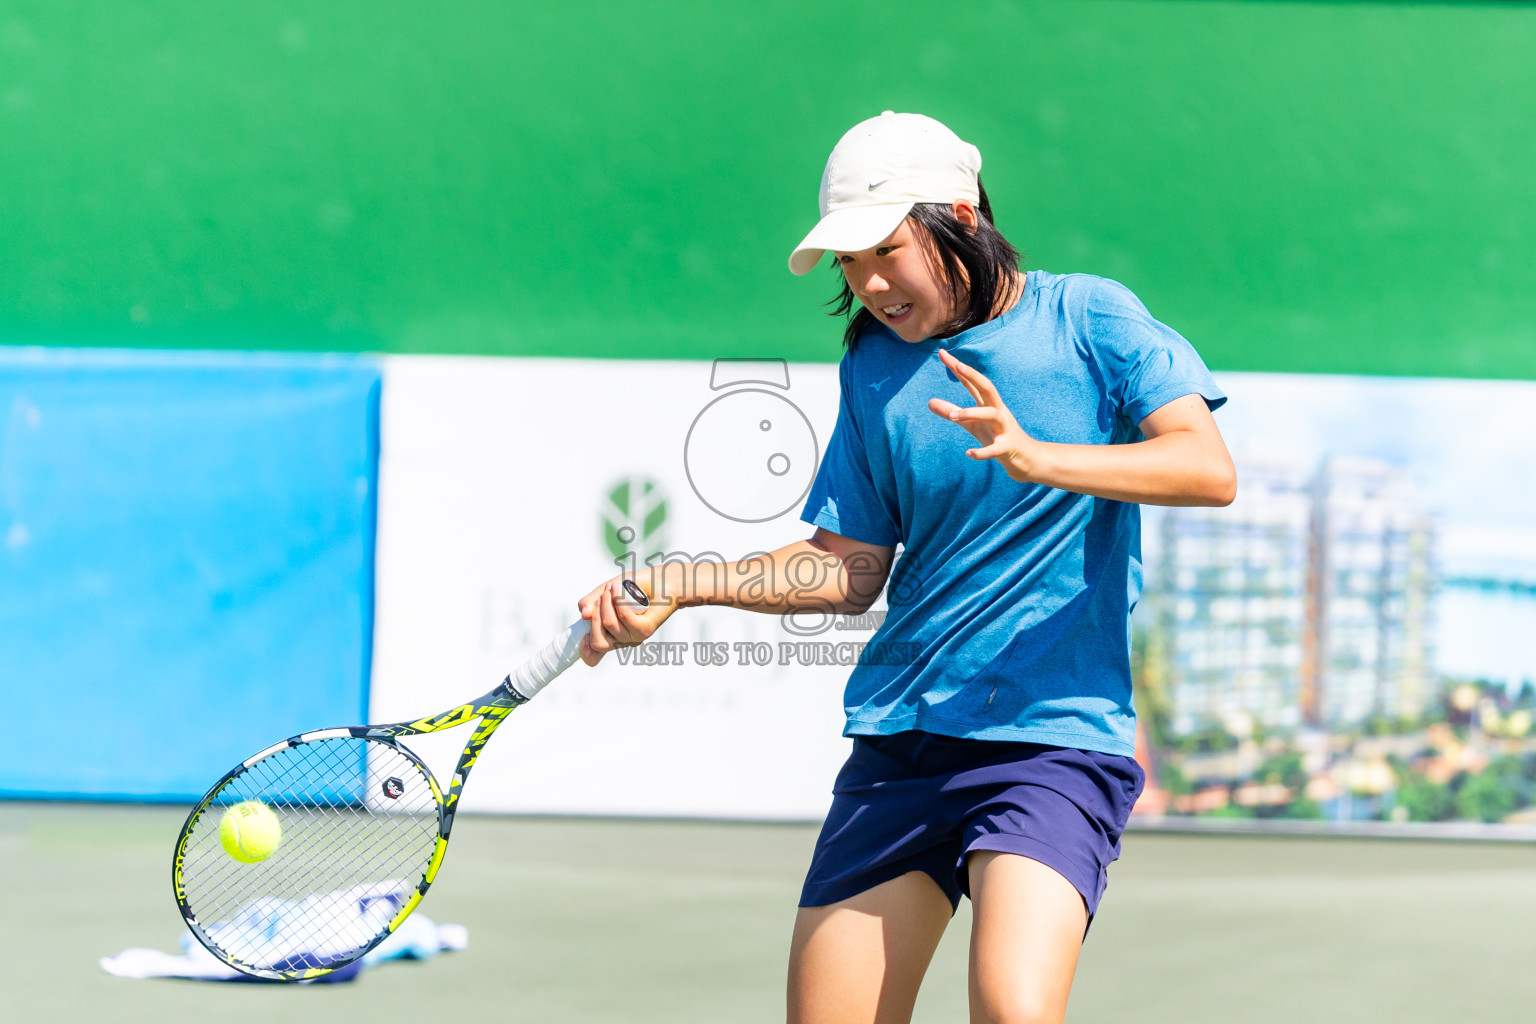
[966,851,1088,1024]
[787,870,954,1024]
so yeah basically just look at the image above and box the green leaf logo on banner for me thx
[602,476,668,566]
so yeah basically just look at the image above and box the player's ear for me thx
[951,201,979,229]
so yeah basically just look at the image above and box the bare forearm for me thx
[1025,430,1236,506]
[655,538,888,616]
[932,357,1235,508]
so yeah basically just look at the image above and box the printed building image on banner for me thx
[1134,372,1536,827]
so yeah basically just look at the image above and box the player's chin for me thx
[887,318,932,344]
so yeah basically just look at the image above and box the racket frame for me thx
[171,678,529,981]
[174,580,644,981]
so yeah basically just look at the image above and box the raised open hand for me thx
[926,347,1041,483]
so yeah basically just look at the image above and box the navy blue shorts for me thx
[800,732,1144,919]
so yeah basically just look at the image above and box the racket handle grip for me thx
[504,579,650,702]
[505,619,590,701]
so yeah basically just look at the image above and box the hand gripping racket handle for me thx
[503,579,650,702]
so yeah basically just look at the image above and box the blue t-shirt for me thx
[800,270,1226,756]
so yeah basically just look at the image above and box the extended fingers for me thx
[966,441,1009,461]
[947,406,1003,426]
[929,398,998,446]
[928,397,963,419]
[939,349,985,404]
[938,348,1002,404]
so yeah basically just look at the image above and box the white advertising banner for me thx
[372,354,869,819]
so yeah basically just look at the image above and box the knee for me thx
[971,989,1066,1024]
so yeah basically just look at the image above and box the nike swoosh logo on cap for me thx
[867,180,887,190]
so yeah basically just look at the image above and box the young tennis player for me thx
[578,111,1234,1024]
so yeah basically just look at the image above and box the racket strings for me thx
[179,737,440,971]
[192,747,436,963]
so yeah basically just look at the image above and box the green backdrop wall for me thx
[1,1,1532,377]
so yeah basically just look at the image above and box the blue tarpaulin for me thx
[0,348,380,800]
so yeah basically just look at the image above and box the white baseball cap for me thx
[788,111,982,276]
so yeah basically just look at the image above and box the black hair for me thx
[826,177,1021,349]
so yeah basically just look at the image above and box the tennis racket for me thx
[172,579,648,981]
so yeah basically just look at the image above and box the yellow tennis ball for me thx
[219,800,282,863]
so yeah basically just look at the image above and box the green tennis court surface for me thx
[3,803,1531,1022]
